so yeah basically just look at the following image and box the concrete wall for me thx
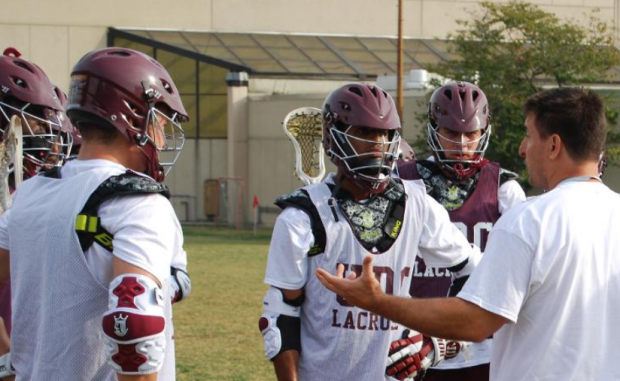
[0,0,617,225]
[0,0,614,90]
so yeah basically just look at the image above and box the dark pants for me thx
[423,363,489,381]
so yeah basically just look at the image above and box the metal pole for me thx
[397,0,404,124]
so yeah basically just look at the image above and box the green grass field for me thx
[173,226,276,381]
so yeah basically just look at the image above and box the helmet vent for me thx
[472,90,479,101]
[444,89,452,100]
[161,79,173,94]
[348,86,363,97]
[369,86,378,98]
[458,90,467,102]
[13,61,34,74]
[108,51,131,57]
[382,90,388,98]
[12,77,26,88]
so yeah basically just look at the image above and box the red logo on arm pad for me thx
[112,277,146,309]
[102,312,165,341]
[112,345,149,373]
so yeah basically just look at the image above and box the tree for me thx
[415,1,620,187]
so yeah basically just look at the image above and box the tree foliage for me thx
[415,1,620,185]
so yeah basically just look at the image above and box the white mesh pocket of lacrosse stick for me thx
[283,107,326,186]
[0,115,23,214]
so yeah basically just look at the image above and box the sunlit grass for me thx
[174,226,275,380]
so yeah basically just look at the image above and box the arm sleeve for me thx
[0,209,10,250]
[264,208,314,290]
[457,228,533,323]
[498,180,526,214]
[99,194,182,285]
[418,194,475,269]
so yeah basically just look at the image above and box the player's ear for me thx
[548,134,562,160]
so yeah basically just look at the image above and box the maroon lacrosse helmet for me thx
[427,81,491,179]
[67,47,189,182]
[322,83,401,194]
[0,47,63,118]
[0,47,70,177]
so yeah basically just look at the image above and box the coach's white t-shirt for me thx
[0,159,186,286]
[458,180,620,381]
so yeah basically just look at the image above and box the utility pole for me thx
[397,0,404,124]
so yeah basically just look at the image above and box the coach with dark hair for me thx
[317,87,617,381]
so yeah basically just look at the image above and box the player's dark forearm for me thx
[273,350,299,381]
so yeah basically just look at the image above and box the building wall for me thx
[0,0,617,225]
[0,0,615,89]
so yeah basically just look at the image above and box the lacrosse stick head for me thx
[0,47,71,176]
[322,83,401,194]
[0,115,24,213]
[283,107,325,186]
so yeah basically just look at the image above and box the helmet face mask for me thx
[328,124,400,191]
[140,106,185,178]
[322,83,401,194]
[0,99,72,176]
[427,122,491,177]
[427,81,491,179]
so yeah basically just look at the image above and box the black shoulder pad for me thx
[275,189,326,257]
[75,171,170,253]
[416,160,441,177]
[499,168,519,185]
[39,166,62,179]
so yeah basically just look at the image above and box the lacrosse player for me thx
[0,47,189,380]
[0,49,70,369]
[318,87,620,381]
[396,81,525,381]
[259,83,483,381]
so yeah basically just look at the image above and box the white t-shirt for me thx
[1,158,181,380]
[0,159,186,286]
[498,180,525,214]
[458,180,620,381]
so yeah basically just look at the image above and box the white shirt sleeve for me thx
[418,194,475,269]
[264,207,315,290]
[99,193,183,285]
[499,179,526,214]
[457,227,533,323]
[0,208,10,250]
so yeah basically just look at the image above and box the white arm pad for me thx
[102,274,167,375]
[0,352,14,379]
[259,287,302,360]
[263,287,301,317]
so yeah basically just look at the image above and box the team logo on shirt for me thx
[447,186,459,201]
[114,314,129,337]
[361,210,375,229]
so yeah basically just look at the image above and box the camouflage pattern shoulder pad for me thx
[416,160,442,179]
[499,167,519,185]
[275,188,326,257]
[384,178,406,202]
